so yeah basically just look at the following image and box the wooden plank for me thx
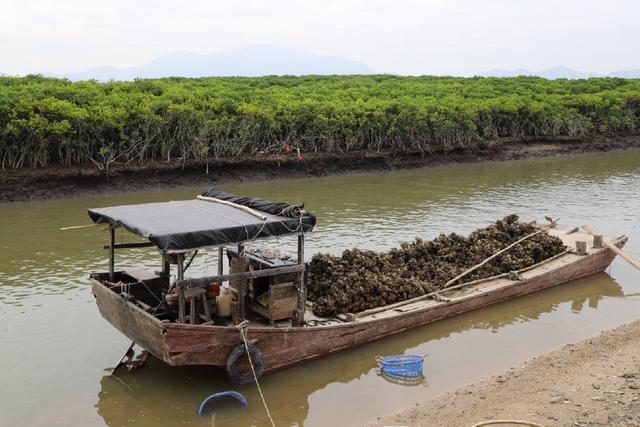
[175,264,304,288]
[270,282,298,321]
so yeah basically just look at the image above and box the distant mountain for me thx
[477,65,640,79]
[59,45,373,81]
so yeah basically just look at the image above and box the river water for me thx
[1,149,640,426]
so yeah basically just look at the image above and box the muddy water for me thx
[2,149,640,427]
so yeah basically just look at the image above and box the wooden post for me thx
[177,253,185,323]
[576,240,587,256]
[294,234,306,326]
[582,224,640,272]
[592,235,604,249]
[218,247,224,276]
[108,226,115,281]
[162,252,170,277]
[238,244,246,321]
[189,296,197,325]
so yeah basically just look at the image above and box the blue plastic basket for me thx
[379,354,424,379]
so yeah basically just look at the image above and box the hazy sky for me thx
[1,0,638,75]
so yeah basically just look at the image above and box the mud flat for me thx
[1,136,640,202]
[374,320,640,427]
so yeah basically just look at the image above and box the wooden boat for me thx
[88,189,627,381]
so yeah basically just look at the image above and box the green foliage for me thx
[1,74,639,168]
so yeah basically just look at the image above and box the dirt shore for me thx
[1,136,640,203]
[374,319,640,427]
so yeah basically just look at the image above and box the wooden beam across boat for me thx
[174,264,304,288]
[102,242,155,250]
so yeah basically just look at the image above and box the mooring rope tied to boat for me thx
[237,320,276,427]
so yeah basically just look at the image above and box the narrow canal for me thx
[1,149,640,426]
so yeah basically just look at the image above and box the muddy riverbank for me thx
[2,135,639,202]
[376,319,640,427]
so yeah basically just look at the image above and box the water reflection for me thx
[95,273,623,427]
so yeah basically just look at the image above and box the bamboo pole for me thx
[582,224,640,271]
[356,227,548,319]
[196,195,267,220]
[60,223,100,231]
[442,229,546,288]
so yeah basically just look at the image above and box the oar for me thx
[582,224,640,271]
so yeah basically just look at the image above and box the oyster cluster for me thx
[308,215,566,317]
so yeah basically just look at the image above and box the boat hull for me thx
[92,234,627,374]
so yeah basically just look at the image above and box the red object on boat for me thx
[206,283,220,298]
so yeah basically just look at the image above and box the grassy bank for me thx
[1,75,640,170]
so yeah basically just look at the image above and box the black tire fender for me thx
[226,342,264,384]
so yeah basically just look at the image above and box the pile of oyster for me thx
[308,215,566,317]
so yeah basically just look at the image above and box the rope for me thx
[183,250,198,273]
[471,421,544,427]
[237,321,276,427]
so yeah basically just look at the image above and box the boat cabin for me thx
[88,188,316,327]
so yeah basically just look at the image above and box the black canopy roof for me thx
[88,189,315,252]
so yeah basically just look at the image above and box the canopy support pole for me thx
[294,234,306,326]
[218,247,224,276]
[162,253,170,277]
[177,253,185,323]
[108,226,115,282]
[238,244,246,321]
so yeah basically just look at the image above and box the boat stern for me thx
[91,279,172,364]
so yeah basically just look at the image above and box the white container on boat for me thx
[216,285,232,317]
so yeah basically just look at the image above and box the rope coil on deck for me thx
[236,320,276,427]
